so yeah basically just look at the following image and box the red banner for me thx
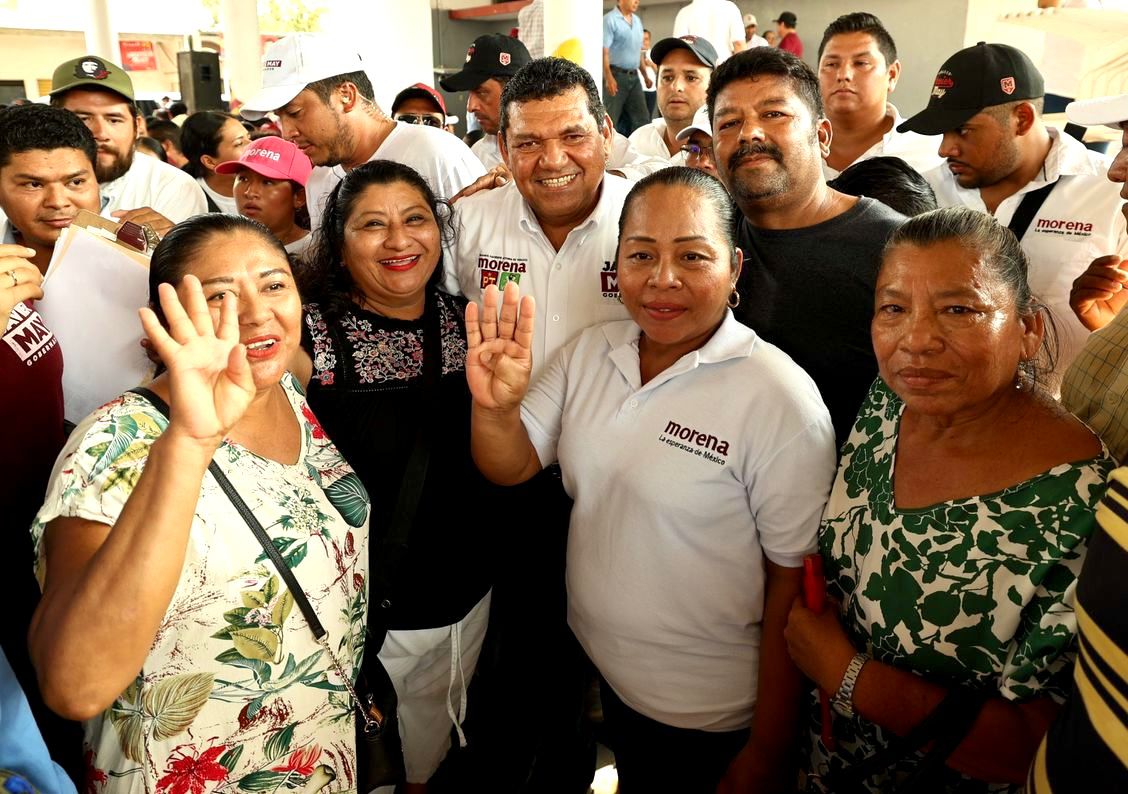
[119,40,157,71]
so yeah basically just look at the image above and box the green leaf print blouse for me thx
[32,375,369,794]
[808,379,1114,794]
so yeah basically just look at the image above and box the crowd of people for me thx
[1,5,1127,794]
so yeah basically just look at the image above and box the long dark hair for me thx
[179,111,235,179]
[303,160,456,322]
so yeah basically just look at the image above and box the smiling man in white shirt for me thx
[817,13,941,179]
[628,35,717,166]
[902,42,1127,380]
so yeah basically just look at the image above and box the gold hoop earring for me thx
[727,288,740,309]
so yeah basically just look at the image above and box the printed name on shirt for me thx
[1033,217,1094,239]
[3,303,58,366]
[658,419,730,465]
[478,253,526,289]
[600,260,619,299]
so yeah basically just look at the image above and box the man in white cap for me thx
[745,14,769,48]
[1031,94,1128,794]
[241,33,485,231]
[672,0,745,63]
[628,35,717,164]
[674,105,718,177]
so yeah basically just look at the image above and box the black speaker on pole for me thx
[177,50,223,111]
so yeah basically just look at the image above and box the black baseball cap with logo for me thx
[651,35,719,69]
[440,34,532,92]
[774,12,798,27]
[898,42,1044,136]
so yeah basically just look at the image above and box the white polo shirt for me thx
[521,311,836,730]
[100,152,207,223]
[925,127,1128,378]
[672,0,745,64]
[471,133,503,170]
[448,175,633,381]
[306,121,485,231]
[628,118,690,166]
[822,104,943,180]
[609,130,674,181]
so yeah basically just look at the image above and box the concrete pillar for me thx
[85,0,119,62]
[322,0,435,113]
[543,0,605,101]
[220,0,261,106]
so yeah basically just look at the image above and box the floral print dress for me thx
[33,375,369,794]
[808,379,1114,793]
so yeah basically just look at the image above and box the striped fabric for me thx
[1029,468,1128,792]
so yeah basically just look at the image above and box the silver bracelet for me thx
[830,652,869,718]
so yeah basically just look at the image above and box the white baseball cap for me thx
[241,33,365,120]
[675,105,712,141]
[1066,93,1128,130]
[744,13,757,26]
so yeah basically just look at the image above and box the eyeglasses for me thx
[394,113,444,128]
[680,142,714,159]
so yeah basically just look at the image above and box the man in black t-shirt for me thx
[707,46,905,446]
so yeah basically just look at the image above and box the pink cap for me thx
[215,135,313,187]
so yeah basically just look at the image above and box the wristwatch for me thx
[830,652,869,718]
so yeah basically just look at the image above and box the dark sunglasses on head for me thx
[395,112,444,128]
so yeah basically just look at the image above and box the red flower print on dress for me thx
[271,744,321,776]
[301,403,328,440]
[156,745,229,794]
[84,749,108,794]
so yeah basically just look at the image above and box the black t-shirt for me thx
[734,197,905,447]
[301,291,495,630]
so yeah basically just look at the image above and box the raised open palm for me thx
[465,282,535,412]
[138,274,256,447]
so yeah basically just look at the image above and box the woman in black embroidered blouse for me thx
[291,161,497,791]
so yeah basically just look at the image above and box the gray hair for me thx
[882,206,1058,389]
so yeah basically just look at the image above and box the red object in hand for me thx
[803,553,836,750]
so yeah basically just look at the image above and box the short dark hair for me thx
[169,101,188,116]
[499,57,606,140]
[883,206,1059,390]
[707,47,823,123]
[147,119,182,151]
[136,136,167,163]
[304,160,456,322]
[305,71,376,106]
[149,214,289,327]
[817,12,898,65]
[617,167,739,269]
[50,87,138,118]
[179,111,235,179]
[829,156,937,217]
[0,103,96,171]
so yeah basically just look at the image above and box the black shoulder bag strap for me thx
[1006,180,1058,242]
[367,289,443,650]
[128,386,390,736]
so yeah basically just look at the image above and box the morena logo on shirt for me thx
[658,419,730,466]
[3,303,57,366]
[1033,217,1094,238]
[478,253,526,289]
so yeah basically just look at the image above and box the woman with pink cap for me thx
[216,136,315,259]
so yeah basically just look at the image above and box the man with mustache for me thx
[708,46,905,446]
[49,56,206,232]
[901,43,1126,380]
[817,12,941,179]
[628,35,717,165]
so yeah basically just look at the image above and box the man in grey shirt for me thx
[709,47,905,446]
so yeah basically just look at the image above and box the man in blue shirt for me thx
[602,0,649,136]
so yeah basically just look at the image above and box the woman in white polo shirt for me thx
[465,167,838,792]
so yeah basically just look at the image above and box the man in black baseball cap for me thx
[775,12,802,56]
[441,34,531,169]
[905,42,1127,382]
[627,35,717,162]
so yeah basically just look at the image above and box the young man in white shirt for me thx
[817,13,942,179]
[49,55,205,232]
[440,34,532,171]
[628,36,717,166]
[901,42,1128,379]
[672,0,745,63]
[241,33,485,231]
[744,14,769,48]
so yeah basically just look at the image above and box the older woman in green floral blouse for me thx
[784,207,1114,793]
